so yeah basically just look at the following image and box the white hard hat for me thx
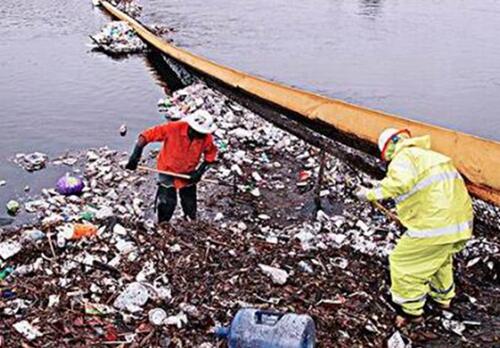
[185,110,217,134]
[378,128,411,160]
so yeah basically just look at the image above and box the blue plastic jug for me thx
[215,308,316,348]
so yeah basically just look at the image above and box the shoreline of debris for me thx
[1,81,499,347]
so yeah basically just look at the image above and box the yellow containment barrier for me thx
[100,1,500,206]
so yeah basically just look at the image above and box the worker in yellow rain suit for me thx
[355,128,473,325]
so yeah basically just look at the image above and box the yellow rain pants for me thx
[389,236,466,316]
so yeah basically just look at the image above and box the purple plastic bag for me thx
[56,174,84,196]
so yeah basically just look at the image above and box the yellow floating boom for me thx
[100,1,500,206]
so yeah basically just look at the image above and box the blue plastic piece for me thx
[215,308,316,348]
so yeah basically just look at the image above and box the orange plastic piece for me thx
[72,224,98,239]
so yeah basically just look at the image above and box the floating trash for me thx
[119,124,128,136]
[112,0,143,17]
[56,174,85,196]
[90,21,146,54]
[14,152,48,171]
[6,200,20,216]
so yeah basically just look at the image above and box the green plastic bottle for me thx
[0,267,14,280]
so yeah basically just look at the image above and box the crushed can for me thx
[215,308,316,348]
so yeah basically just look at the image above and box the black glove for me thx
[188,161,210,184]
[125,141,145,171]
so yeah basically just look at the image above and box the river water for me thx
[0,0,499,213]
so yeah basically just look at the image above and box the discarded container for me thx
[24,229,45,242]
[56,174,84,196]
[149,308,167,326]
[71,224,98,239]
[6,200,20,215]
[113,282,149,312]
[0,266,14,280]
[80,211,95,222]
[215,308,316,348]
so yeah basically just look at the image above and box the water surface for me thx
[1,0,499,215]
[141,0,500,140]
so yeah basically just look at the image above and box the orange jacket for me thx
[141,121,217,188]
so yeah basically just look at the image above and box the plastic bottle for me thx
[0,267,14,280]
[72,224,98,239]
[215,308,316,348]
[80,211,95,222]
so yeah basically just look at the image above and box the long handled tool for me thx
[371,200,402,226]
[138,165,191,179]
[137,165,228,186]
[344,172,402,226]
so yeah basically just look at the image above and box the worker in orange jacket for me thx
[126,111,218,223]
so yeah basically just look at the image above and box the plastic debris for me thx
[13,320,43,341]
[90,21,146,54]
[0,78,496,347]
[1,288,16,299]
[0,240,22,260]
[215,308,316,348]
[119,124,128,136]
[258,264,289,285]
[13,152,48,171]
[113,282,149,312]
[387,330,410,348]
[56,174,85,196]
[149,308,167,326]
[0,266,14,280]
[6,200,20,215]
[331,257,349,269]
[111,0,143,17]
[165,312,188,328]
[85,303,115,315]
[442,319,466,336]
[70,223,98,240]
[298,260,314,274]
[47,295,60,308]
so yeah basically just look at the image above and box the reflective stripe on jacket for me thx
[366,135,473,245]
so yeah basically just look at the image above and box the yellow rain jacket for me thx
[365,135,473,316]
[366,135,473,245]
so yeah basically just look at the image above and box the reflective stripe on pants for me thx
[389,238,464,316]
